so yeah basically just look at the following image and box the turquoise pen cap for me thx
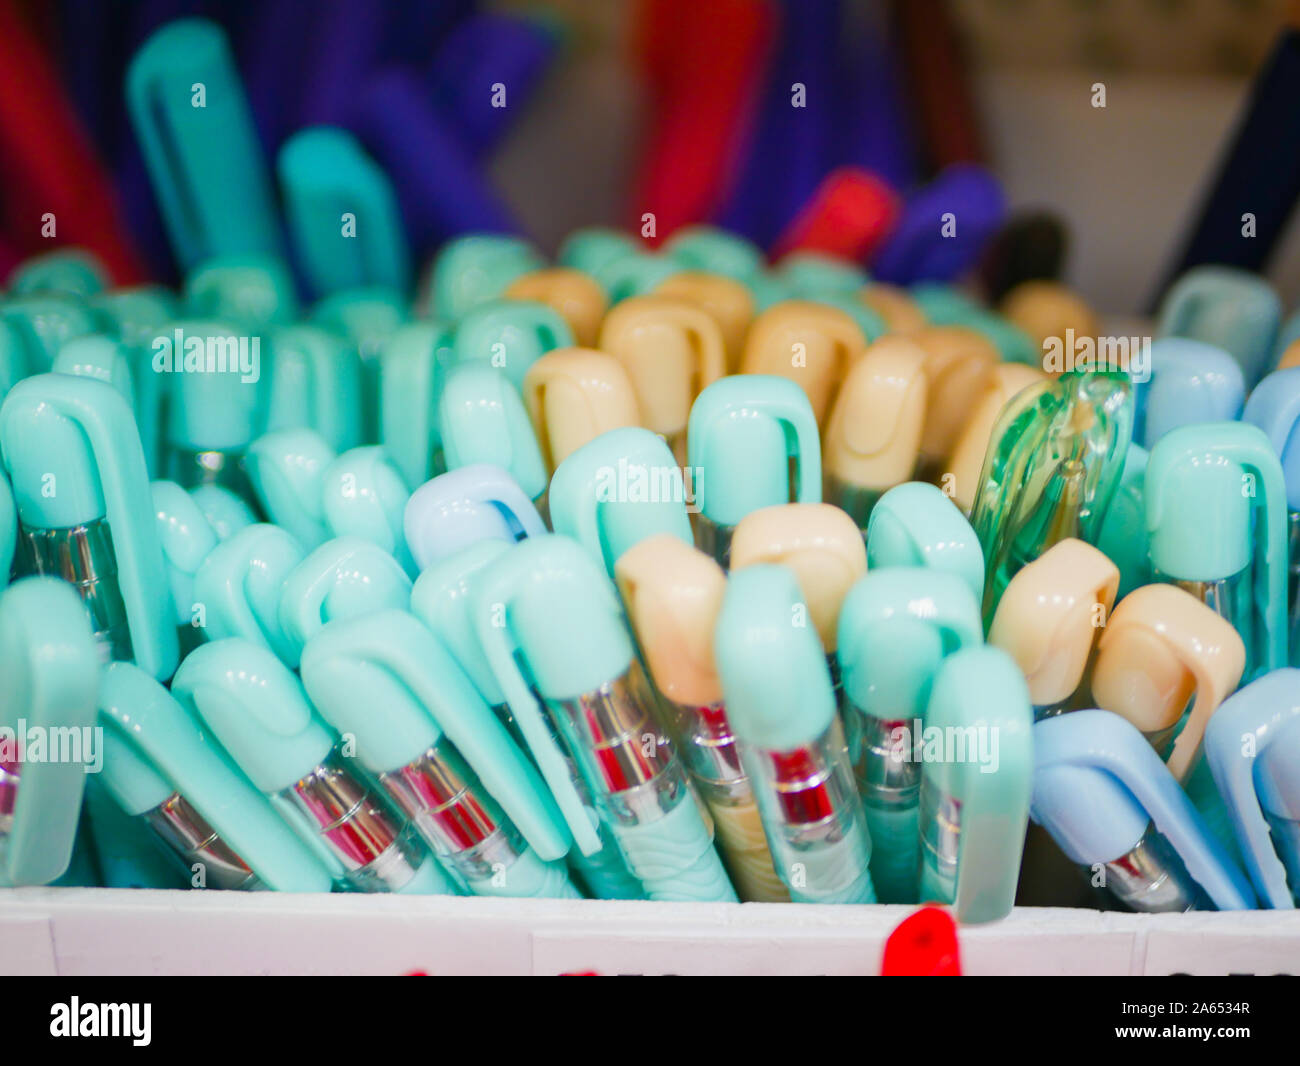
[663,226,764,284]
[714,564,837,752]
[963,310,1037,366]
[278,536,412,667]
[184,254,299,329]
[549,426,693,577]
[151,479,218,627]
[7,248,107,300]
[321,446,415,575]
[91,285,178,349]
[263,323,364,453]
[1243,366,1300,511]
[312,285,408,359]
[0,470,14,587]
[923,646,1033,922]
[171,638,334,793]
[189,483,256,541]
[155,318,264,458]
[866,482,985,604]
[910,283,978,324]
[0,320,23,403]
[1204,669,1300,908]
[126,18,283,270]
[378,321,451,488]
[0,578,100,886]
[1146,421,1288,672]
[429,234,545,320]
[0,373,178,678]
[1034,709,1256,911]
[1139,338,1244,449]
[52,335,135,406]
[472,534,636,854]
[837,567,984,721]
[437,362,547,499]
[1157,266,1280,387]
[775,251,870,296]
[300,609,570,861]
[97,661,334,892]
[404,464,546,570]
[409,539,511,706]
[452,299,573,392]
[191,522,304,663]
[0,294,100,374]
[687,374,822,527]
[245,427,335,550]
[806,292,887,343]
[1095,441,1152,600]
[278,126,411,297]
[556,227,639,276]
[749,272,795,311]
[594,250,684,304]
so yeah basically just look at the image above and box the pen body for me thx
[143,791,261,891]
[843,707,921,903]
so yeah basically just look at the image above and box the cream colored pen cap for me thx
[823,335,928,491]
[656,271,755,374]
[522,347,641,473]
[859,283,927,335]
[989,538,1119,707]
[1000,281,1099,356]
[728,502,866,652]
[1092,583,1246,781]
[598,295,725,443]
[910,326,1001,464]
[946,362,1047,511]
[504,267,608,347]
[1277,338,1300,371]
[614,534,726,707]
[739,300,867,424]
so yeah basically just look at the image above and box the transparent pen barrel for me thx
[824,475,883,532]
[167,445,255,504]
[1169,568,1255,675]
[918,776,962,906]
[143,791,260,890]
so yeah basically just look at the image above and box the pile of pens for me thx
[0,7,1298,925]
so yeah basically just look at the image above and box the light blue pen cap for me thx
[663,226,765,284]
[549,426,693,577]
[126,18,283,271]
[262,323,364,453]
[594,250,684,304]
[0,470,14,587]
[687,374,822,528]
[0,577,100,886]
[277,536,412,668]
[1243,365,1300,511]
[714,563,837,752]
[1157,265,1280,387]
[189,483,256,541]
[409,539,511,706]
[299,609,570,861]
[245,427,336,550]
[0,373,178,679]
[451,299,573,392]
[404,464,546,571]
[429,234,545,320]
[922,647,1033,923]
[278,125,411,298]
[1204,669,1300,908]
[556,227,639,277]
[97,661,334,892]
[1146,422,1288,672]
[378,321,451,488]
[191,522,304,664]
[321,445,415,575]
[51,334,135,406]
[8,248,107,300]
[184,254,299,329]
[775,251,869,296]
[151,479,218,628]
[866,482,985,604]
[0,293,100,374]
[437,362,547,499]
[472,534,638,855]
[1138,338,1244,449]
[1033,709,1256,910]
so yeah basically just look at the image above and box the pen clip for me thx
[378,321,449,489]
[404,464,546,571]
[437,362,547,500]
[453,299,574,392]
[184,253,298,330]
[1140,338,1244,449]
[245,427,336,550]
[428,234,545,320]
[320,445,415,575]
[52,335,136,406]
[1242,365,1300,512]
[866,481,986,604]
[263,324,365,453]
[1157,266,1281,388]
[522,347,641,473]
[151,479,219,628]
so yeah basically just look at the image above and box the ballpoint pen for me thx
[474,534,736,902]
[1204,669,1300,907]
[245,428,336,550]
[300,610,581,899]
[998,281,1099,359]
[909,326,1001,483]
[615,535,788,901]
[865,482,986,606]
[51,335,135,407]
[319,445,416,576]
[687,374,821,566]
[594,250,686,305]
[654,271,756,374]
[378,321,448,489]
[598,295,726,463]
[1146,422,1288,679]
[1032,709,1256,912]
[970,368,1133,626]
[859,282,927,335]
[8,248,108,300]
[772,252,871,300]
[126,18,283,271]
[945,363,1047,514]
[152,479,219,657]
[97,661,334,892]
[404,464,547,571]
[0,373,177,678]
[1242,365,1300,665]
[822,336,928,528]
[0,293,101,375]
[739,300,867,425]
[919,647,1032,922]
[0,577,100,886]
[989,539,1119,720]
[312,285,408,442]
[173,638,455,895]
[661,226,765,286]
[770,167,899,266]
[427,234,545,321]
[183,254,299,331]
[837,568,983,903]
[261,323,365,454]
[521,347,642,474]
[549,426,693,577]
[504,268,609,348]
[714,564,875,904]
[189,483,257,542]
[1136,338,1244,450]
[1156,266,1281,388]
[556,227,640,279]
[452,299,575,393]
[910,285,1037,365]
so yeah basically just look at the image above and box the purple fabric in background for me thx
[296,0,391,129]
[832,11,916,193]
